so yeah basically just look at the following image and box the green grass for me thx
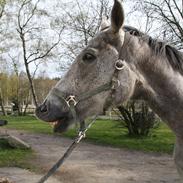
[0,139,34,168]
[0,115,175,154]
[1,115,53,134]
[64,120,175,154]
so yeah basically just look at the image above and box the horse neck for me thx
[121,33,183,137]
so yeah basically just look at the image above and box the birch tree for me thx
[16,0,64,107]
[1,0,65,107]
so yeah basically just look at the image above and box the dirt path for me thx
[0,168,60,183]
[0,131,181,183]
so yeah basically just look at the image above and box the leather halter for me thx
[51,59,125,124]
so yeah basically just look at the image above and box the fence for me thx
[0,105,36,115]
[0,105,122,120]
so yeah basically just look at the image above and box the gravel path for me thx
[0,131,181,183]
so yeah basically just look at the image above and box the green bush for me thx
[118,101,159,137]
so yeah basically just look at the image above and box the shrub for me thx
[117,101,159,137]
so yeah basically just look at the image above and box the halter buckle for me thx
[111,78,120,89]
[66,95,77,107]
[115,59,125,71]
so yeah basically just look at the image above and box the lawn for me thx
[0,115,175,154]
[0,138,34,168]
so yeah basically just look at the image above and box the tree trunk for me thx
[23,101,29,116]
[25,63,38,107]
[20,32,38,107]
[0,88,7,116]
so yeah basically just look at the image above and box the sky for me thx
[1,0,161,78]
[36,0,150,78]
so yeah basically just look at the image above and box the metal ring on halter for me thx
[66,95,77,107]
[115,59,125,71]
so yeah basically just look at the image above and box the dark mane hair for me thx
[124,26,183,75]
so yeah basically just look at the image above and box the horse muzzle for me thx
[36,98,72,133]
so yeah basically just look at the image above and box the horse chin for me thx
[50,117,71,133]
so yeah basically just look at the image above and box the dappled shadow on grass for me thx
[0,139,13,150]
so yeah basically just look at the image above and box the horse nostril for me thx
[40,104,48,113]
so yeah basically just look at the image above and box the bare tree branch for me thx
[0,1,5,19]
[27,28,64,64]
[22,0,40,28]
[143,0,183,48]
[164,0,183,35]
[172,0,183,19]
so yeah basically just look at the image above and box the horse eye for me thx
[83,53,96,63]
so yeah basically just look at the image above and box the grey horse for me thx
[36,0,183,180]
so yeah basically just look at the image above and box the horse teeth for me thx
[54,122,57,125]
[50,121,57,127]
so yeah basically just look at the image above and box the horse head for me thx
[36,0,138,132]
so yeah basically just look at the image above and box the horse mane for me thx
[123,26,183,75]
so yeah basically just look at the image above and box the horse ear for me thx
[111,0,125,33]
